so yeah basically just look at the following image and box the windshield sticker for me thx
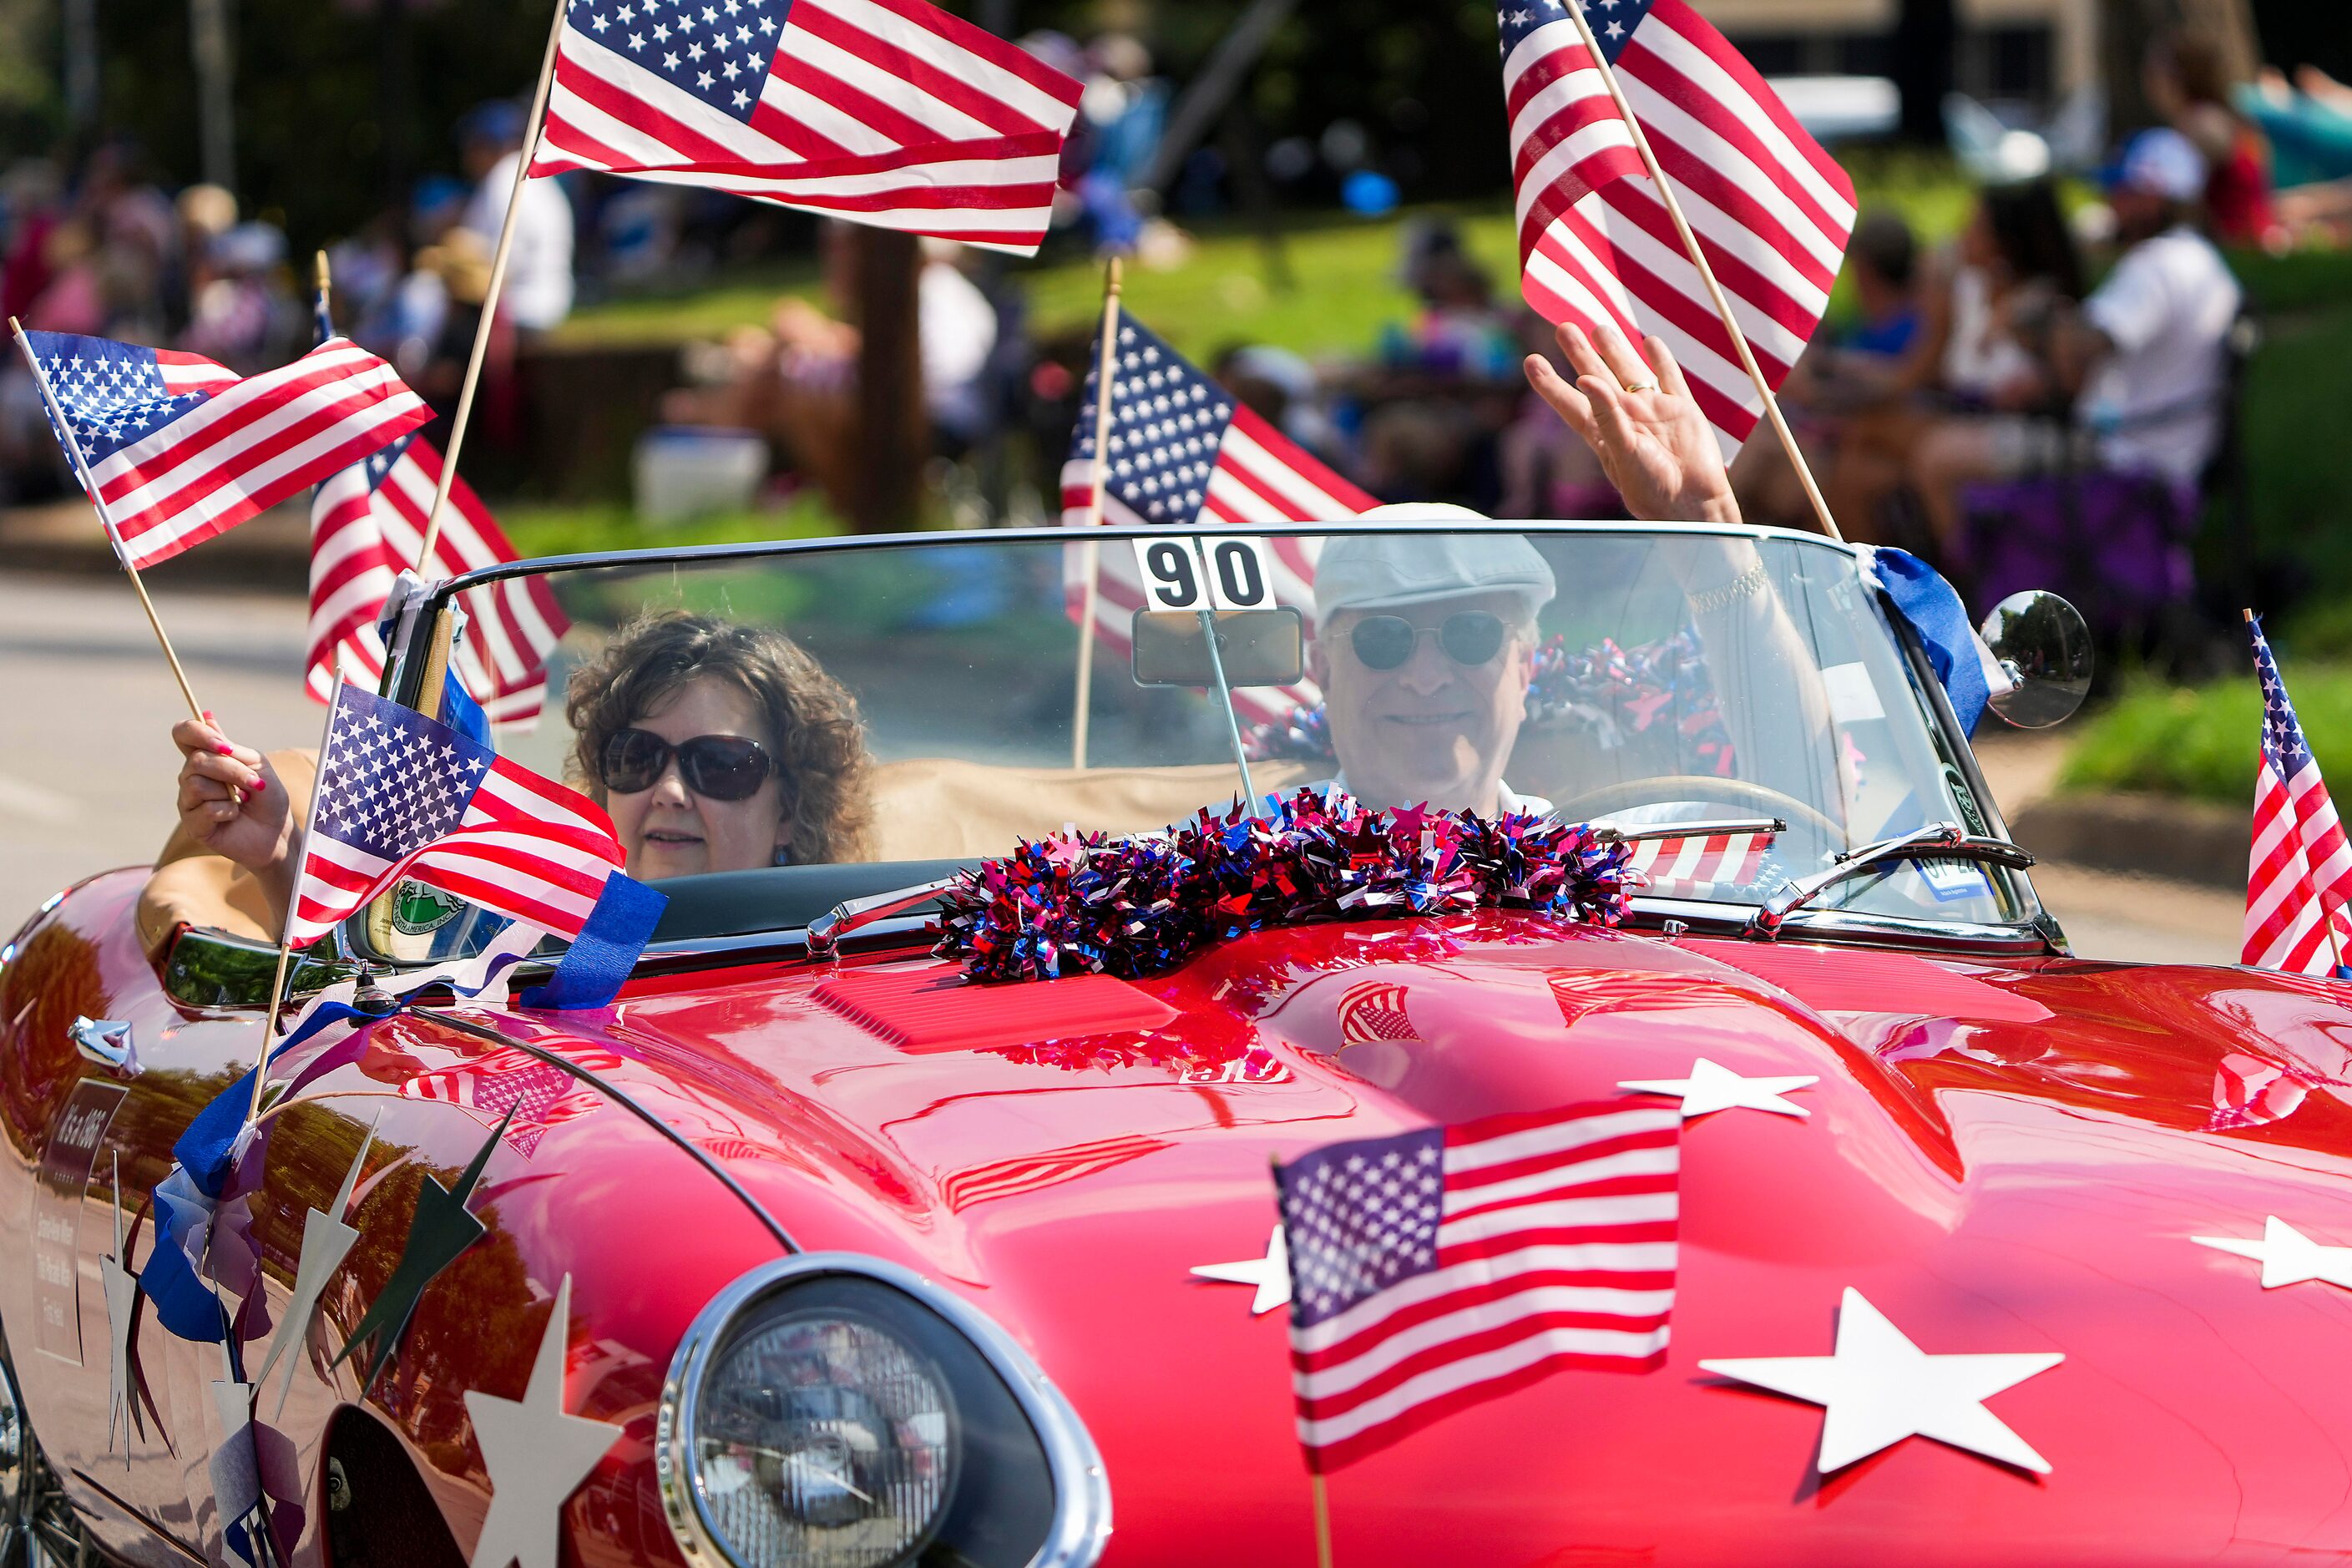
[1819,661,1885,724]
[31,1078,129,1363]
[1913,859,1993,903]
[391,880,467,936]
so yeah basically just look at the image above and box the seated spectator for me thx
[2147,31,2282,251]
[2051,128,2244,499]
[180,221,300,373]
[1821,180,2083,548]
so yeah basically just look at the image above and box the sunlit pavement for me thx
[0,569,2240,966]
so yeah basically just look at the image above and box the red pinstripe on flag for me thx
[533,0,1080,253]
[1060,315,1373,727]
[2243,615,2352,975]
[24,331,427,569]
[288,683,625,946]
[1501,0,1854,458]
[307,433,570,726]
[1277,1100,1681,1471]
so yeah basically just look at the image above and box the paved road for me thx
[0,569,2241,964]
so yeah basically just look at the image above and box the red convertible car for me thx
[6,520,2345,1568]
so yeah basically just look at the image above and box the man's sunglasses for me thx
[1348,611,1510,671]
[600,730,776,802]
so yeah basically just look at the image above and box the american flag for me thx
[287,683,627,946]
[1622,828,1770,896]
[1501,0,1856,457]
[1276,1100,1680,1470]
[1337,980,1420,1047]
[401,1043,624,1155]
[532,0,1081,254]
[1060,316,1372,726]
[2244,615,2352,976]
[307,433,570,726]
[21,331,428,570]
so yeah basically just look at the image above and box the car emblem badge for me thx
[391,880,465,936]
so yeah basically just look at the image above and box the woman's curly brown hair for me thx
[566,611,874,865]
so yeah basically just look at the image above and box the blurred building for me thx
[1694,0,2099,109]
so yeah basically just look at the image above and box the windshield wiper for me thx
[1743,822,2033,940]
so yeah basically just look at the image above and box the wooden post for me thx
[1558,0,1844,544]
[1070,257,1124,769]
[11,318,205,721]
[415,0,567,573]
[850,227,927,533]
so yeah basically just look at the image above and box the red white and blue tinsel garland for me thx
[935,788,1633,984]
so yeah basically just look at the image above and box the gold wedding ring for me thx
[1621,379,1656,393]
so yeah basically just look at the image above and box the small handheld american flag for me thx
[1501,0,1855,457]
[1275,1100,1680,1471]
[288,682,633,947]
[2243,615,2352,976]
[533,0,1082,254]
[308,433,570,727]
[19,331,428,570]
[1622,827,1772,898]
[1060,315,1371,726]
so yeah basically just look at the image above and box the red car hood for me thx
[476,914,2352,1564]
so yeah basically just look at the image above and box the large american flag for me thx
[22,331,428,571]
[1501,0,1855,457]
[1276,1100,1680,1470]
[308,433,570,726]
[1060,316,1372,726]
[2244,615,2352,976]
[532,0,1080,253]
[288,683,627,946]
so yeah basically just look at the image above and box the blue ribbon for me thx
[439,670,492,747]
[518,872,669,1010]
[1874,548,1990,736]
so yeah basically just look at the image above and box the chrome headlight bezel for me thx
[657,1253,1111,1568]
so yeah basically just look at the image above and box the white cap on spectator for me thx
[1315,527,1556,621]
[2106,128,2206,203]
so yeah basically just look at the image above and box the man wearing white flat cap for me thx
[1308,525,1560,818]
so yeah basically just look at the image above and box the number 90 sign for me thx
[1132,535,1275,610]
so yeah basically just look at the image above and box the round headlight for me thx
[662,1256,1110,1568]
[693,1305,956,1565]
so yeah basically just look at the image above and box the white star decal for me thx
[1699,1289,2062,1474]
[464,1276,625,1568]
[1618,1057,1817,1119]
[2193,1216,2352,1289]
[1191,1226,1291,1315]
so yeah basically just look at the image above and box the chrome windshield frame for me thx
[377,519,2059,953]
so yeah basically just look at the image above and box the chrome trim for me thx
[1627,896,2057,956]
[657,1253,1111,1568]
[805,878,960,961]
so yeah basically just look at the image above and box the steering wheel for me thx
[1554,775,1844,842]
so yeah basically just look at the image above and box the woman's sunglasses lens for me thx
[680,737,769,802]
[1350,616,1418,670]
[1441,612,1506,666]
[601,730,666,793]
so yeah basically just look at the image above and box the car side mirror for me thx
[1979,591,2092,728]
[1130,608,1305,688]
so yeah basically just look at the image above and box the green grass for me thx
[559,158,1986,362]
[498,491,847,557]
[2058,665,2352,806]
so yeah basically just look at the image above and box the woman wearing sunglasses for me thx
[565,611,873,878]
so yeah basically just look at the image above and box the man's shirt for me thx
[2081,225,2242,488]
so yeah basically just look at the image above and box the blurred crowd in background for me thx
[5,18,2352,662]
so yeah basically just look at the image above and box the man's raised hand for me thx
[1522,323,1741,525]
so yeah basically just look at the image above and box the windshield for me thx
[371,524,2031,953]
